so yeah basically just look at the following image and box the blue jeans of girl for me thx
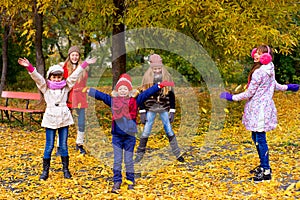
[44,126,69,158]
[74,108,85,132]
[141,111,174,138]
[112,134,136,183]
[251,131,270,169]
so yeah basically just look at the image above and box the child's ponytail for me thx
[247,62,262,88]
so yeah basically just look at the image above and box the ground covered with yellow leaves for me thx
[0,87,299,199]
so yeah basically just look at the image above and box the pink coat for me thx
[232,63,287,132]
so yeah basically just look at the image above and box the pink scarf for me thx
[47,80,67,90]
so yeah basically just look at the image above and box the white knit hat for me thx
[47,65,64,78]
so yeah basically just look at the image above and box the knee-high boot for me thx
[167,135,184,162]
[40,158,51,180]
[61,156,72,179]
[134,137,148,163]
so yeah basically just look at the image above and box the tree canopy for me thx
[1,0,300,88]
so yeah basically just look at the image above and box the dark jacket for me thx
[88,84,161,135]
[140,88,175,112]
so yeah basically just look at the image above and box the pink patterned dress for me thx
[232,63,287,132]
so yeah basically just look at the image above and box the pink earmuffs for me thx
[251,46,272,65]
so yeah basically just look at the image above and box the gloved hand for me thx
[81,56,97,69]
[82,87,89,93]
[18,57,35,72]
[85,56,97,64]
[220,92,233,101]
[169,112,175,123]
[158,81,175,88]
[287,84,299,92]
[139,110,147,124]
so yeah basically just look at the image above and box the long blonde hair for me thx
[141,65,173,95]
[64,57,88,82]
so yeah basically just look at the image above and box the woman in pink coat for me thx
[220,45,299,182]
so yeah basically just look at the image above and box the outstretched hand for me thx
[220,92,233,101]
[84,56,97,65]
[18,58,31,67]
[158,81,175,88]
[82,87,89,93]
[287,84,299,92]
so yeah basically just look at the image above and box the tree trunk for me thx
[0,25,10,94]
[34,0,45,77]
[112,0,126,89]
[83,33,92,58]
[82,33,92,77]
[33,0,46,109]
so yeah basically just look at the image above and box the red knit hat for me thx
[115,74,132,91]
[149,54,163,67]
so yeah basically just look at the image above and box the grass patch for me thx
[87,76,113,87]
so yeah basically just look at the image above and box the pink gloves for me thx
[18,58,35,72]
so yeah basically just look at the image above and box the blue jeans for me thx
[141,111,174,138]
[112,134,136,183]
[74,108,85,132]
[251,131,270,169]
[44,126,69,158]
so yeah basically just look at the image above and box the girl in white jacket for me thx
[18,57,96,180]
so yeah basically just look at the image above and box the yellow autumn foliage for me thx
[0,87,299,199]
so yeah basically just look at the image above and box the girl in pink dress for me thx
[220,45,299,182]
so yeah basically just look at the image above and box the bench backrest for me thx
[1,91,41,100]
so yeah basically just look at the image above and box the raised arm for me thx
[18,58,35,72]
[67,56,97,88]
[275,81,299,92]
[18,57,47,93]
[87,87,112,107]
[232,71,262,101]
[136,81,174,105]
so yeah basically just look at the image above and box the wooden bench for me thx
[0,91,45,127]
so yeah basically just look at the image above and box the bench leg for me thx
[29,113,32,130]
[10,111,23,125]
[4,110,10,121]
[29,112,43,129]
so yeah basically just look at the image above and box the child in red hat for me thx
[86,73,173,193]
